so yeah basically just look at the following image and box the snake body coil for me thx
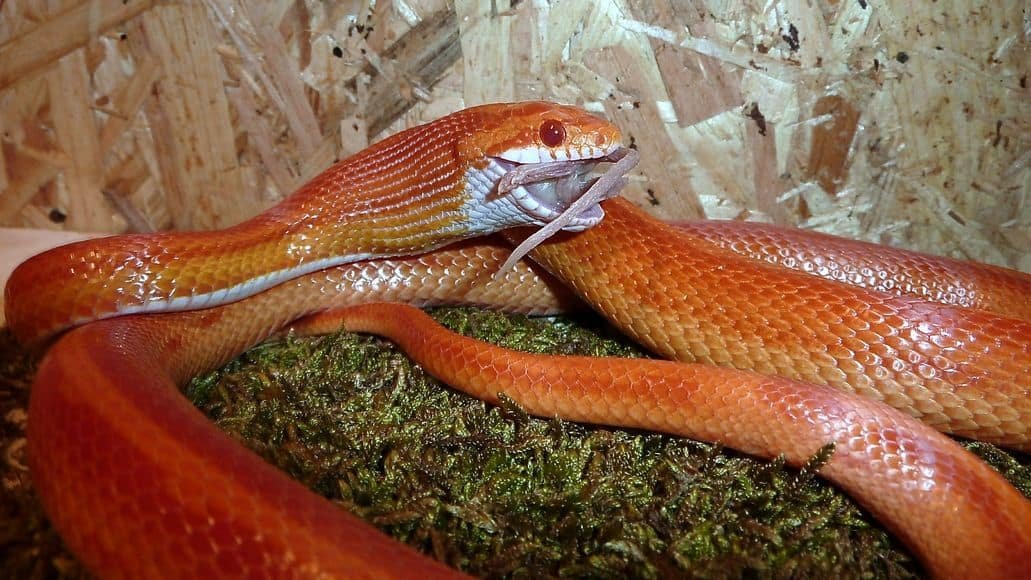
[5,102,1030,579]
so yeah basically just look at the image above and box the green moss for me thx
[2,310,1029,578]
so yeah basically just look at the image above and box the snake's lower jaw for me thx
[497,154,631,227]
[553,205,602,231]
[465,157,604,232]
[516,163,603,227]
[473,142,637,233]
[515,146,637,232]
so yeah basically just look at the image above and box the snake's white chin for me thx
[496,158,605,230]
[462,147,636,240]
[489,147,638,274]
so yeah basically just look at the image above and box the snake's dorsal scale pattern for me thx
[520,198,1031,449]
[674,219,1031,320]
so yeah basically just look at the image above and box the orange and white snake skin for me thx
[4,102,1030,579]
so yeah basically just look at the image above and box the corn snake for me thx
[4,102,1029,578]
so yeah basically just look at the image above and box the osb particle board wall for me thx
[0,0,1027,271]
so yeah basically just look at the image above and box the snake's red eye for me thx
[539,119,565,147]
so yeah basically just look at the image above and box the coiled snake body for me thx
[5,102,1030,579]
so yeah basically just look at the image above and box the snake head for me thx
[473,101,624,164]
[454,102,632,234]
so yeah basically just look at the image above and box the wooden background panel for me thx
[0,0,1025,270]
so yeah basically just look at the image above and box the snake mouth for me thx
[492,147,632,230]
[490,146,639,273]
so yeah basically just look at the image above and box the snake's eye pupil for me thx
[539,120,565,147]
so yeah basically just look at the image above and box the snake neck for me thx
[6,127,532,343]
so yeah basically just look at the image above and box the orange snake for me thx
[4,102,1030,578]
